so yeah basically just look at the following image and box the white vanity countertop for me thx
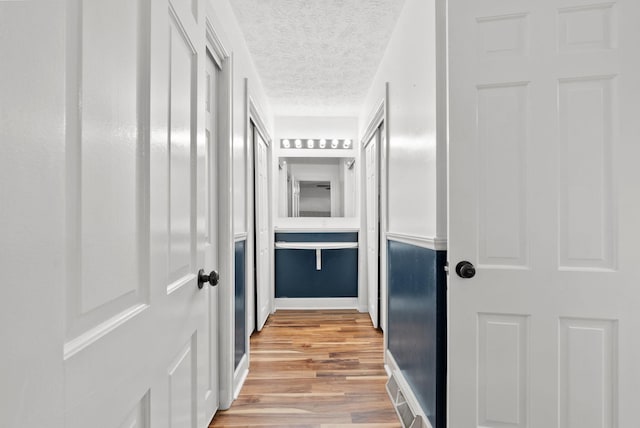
[274,227,360,233]
[275,241,358,249]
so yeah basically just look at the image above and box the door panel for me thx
[78,0,141,314]
[168,337,197,428]
[119,395,150,428]
[558,318,617,428]
[477,83,528,268]
[449,1,640,427]
[477,313,528,427]
[64,0,154,425]
[65,0,149,346]
[558,76,614,270]
[168,14,196,288]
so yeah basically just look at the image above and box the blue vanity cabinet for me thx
[275,232,359,298]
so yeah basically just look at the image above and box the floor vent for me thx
[386,374,426,428]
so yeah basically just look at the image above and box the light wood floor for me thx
[210,310,401,427]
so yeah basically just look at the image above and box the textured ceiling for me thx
[230,0,406,116]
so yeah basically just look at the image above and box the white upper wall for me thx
[275,116,358,141]
[359,0,446,241]
[207,0,273,236]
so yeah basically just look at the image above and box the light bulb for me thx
[295,139,302,148]
[282,139,290,148]
[319,139,326,148]
[307,139,314,148]
[343,139,352,148]
[331,139,339,149]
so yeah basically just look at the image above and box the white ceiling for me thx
[229,0,406,117]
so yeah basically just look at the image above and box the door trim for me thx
[205,16,235,411]
[242,78,272,388]
[359,86,389,334]
[361,100,385,149]
[205,19,228,69]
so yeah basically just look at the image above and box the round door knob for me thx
[455,261,476,279]
[198,269,219,289]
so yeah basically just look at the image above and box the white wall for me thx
[275,116,358,141]
[207,0,273,236]
[359,0,446,241]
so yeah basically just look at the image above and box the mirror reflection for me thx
[278,157,356,218]
[297,181,331,217]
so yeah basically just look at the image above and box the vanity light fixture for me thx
[279,138,353,150]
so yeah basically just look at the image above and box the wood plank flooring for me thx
[210,310,401,428]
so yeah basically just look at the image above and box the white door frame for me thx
[246,89,273,332]
[252,120,271,331]
[359,86,389,335]
[242,78,272,384]
[205,17,235,411]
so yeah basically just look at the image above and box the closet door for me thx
[365,131,380,328]
[254,129,271,331]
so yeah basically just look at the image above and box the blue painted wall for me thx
[234,240,246,370]
[275,233,358,298]
[387,240,446,428]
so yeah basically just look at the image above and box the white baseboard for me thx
[274,297,359,310]
[233,354,249,399]
[385,350,433,428]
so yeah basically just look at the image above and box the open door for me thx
[3,1,221,426]
[253,125,271,331]
[449,1,640,427]
[67,0,216,426]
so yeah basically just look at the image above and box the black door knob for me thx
[198,269,219,289]
[455,261,476,279]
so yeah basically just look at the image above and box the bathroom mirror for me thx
[277,157,356,218]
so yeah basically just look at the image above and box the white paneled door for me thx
[254,128,271,331]
[67,0,218,426]
[3,0,219,427]
[449,1,640,427]
[365,130,380,328]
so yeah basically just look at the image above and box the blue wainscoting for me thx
[275,232,358,298]
[387,240,447,428]
[234,239,246,370]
